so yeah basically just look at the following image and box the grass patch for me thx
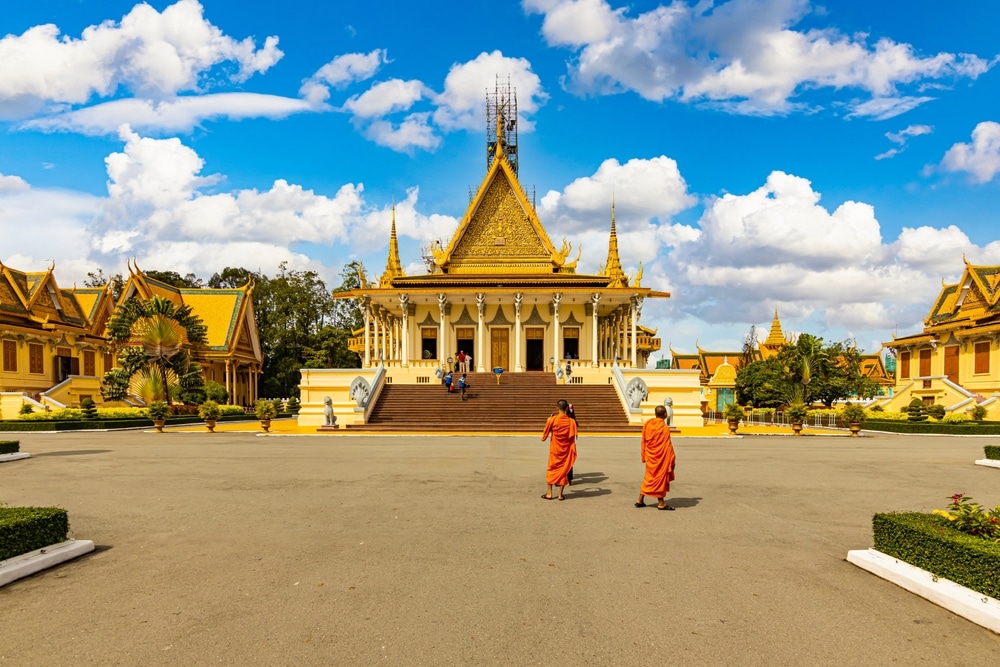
[873,512,1000,600]
[0,507,69,561]
[0,440,19,455]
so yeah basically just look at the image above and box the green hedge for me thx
[0,440,19,455]
[0,507,69,561]
[0,413,259,432]
[864,419,1000,435]
[873,512,1000,599]
[985,446,1000,461]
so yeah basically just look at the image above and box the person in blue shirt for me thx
[444,371,453,393]
[458,374,470,401]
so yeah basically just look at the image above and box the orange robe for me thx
[542,413,578,486]
[640,418,676,498]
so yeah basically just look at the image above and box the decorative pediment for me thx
[561,311,584,327]
[971,265,1000,304]
[418,312,438,327]
[452,306,477,327]
[433,150,561,275]
[487,306,513,326]
[523,305,548,327]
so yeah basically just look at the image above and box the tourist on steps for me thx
[444,370,453,393]
[458,374,470,401]
[635,405,676,511]
[540,400,577,501]
[458,350,468,373]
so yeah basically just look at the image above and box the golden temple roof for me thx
[0,261,98,334]
[603,200,628,289]
[379,204,405,288]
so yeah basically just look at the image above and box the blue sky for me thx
[2,0,999,361]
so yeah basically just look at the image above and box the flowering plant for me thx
[932,493,1000,539]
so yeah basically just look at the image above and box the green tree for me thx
[102,295,208,405]
[84,269,125,301]
[144,270,204,288]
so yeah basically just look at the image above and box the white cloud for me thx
[0,0,282,120]
[299,49,388,104]
[524,0,992,116]
[0,173,30,194]
[362,113,441,152]
[874,123,932,160]
[433,50,548,131]
[848,96,935,120]
[940,121,1000,183]
[21,93,319,135]
[343,79,427,119]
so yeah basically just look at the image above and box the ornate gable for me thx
[433,148,563,275]
[971,265,1000,305]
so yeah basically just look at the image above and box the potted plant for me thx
[723,403,744,435]
[786,403,809,436]
[841,403,866,437]
[199,400,221,432]
[148,400,169,433]
[255,398,278,432]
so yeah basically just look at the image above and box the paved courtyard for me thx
[2,429,999,666]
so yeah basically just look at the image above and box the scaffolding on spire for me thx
[486,77,518,176]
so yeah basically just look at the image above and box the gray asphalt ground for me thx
[2,429,999,666]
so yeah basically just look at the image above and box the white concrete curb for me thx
[0,539,95,588]
[974,459,1000,469]
[0,452,30,463]
[847,548,1000,633]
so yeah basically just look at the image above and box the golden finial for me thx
[604,198,627,288]
[379,203,404,288]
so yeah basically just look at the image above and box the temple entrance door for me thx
[944,345,959,384]
[491,328,509,371]
[525,327,544,371]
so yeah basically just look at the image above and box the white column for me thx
[363,302,371,368]
[381,313,388,362]
[390,317,396,361]
[400,295,409,367]
[476,293,486,372]
[552,293,562,365]
[372,307,381,365]
[437,294,447,364]
[514,293,523,373]
[225,360,231,400]
[630,296,638,368]
[591,293,601,367]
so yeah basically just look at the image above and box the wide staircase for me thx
[350,372,639,433]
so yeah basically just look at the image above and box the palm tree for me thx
[102,296,208,405]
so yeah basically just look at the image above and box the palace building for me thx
[880,259,1000,418]
[301,85,704,430]
[342,86,664,374]
[0,261,262,417]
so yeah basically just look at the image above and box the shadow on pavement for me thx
[564,487,612,500]
[572,471,608,483]
[32,450,112,457]
[667,497,702,509]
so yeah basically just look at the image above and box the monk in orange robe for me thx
[636,405,676,510]
[541,399,578,501]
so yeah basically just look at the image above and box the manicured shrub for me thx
[80,398,98,420]
[0,507,69,561]
[203,380,228,404]
[926,404,946,420]
[864,420,1000,435]
[255,399,278,420]
[907,398,927,422]
[985,446,1000,461]
[18,403,33,416]
[722,403,744,422]
[841,402,866,425]
[972,405,988,421]
[942,413,970,424]
[873,512,1000,599]
[147,401,169,420]
[286,397,301,414]
[0,440,19,455]
[870,404,884,412]
[198,400,221,421]
[786,403,809,423]
[220,405,245,416]
[271,398,285,415]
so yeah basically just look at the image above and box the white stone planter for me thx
[0,539,95,588]
[0,452,30,463]
[847,548,1000,634]
[974,459,1000,469]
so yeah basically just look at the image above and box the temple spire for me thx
[379,203,404,288]
[603,199,628,288]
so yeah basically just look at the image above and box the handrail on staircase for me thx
[611,359,640,415]
[363,363,387,423]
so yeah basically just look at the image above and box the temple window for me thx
[2,340,17,372]
[899,351,910,379]
[456,327,475,356]
[563,327,579,359]
[104,353,114,372]
[944,345,959,384]
[918,348,931,377]
[29,343,44,374]
[421,328,437,359]
[974,341,990,374]
[83,350,96,376]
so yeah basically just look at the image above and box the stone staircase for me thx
[350,372,639,433]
